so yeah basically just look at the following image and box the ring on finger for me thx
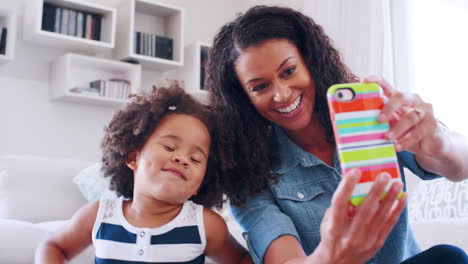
[410,107,425,120]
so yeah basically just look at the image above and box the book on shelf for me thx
[133,31,173,60]
[67,9,77,36]
[200,48,209,90]
[54,7,62,33]
[155,36,173,60]
[92,14,101,41]
[42,3,56,32]
[41,3,103,41]
[60,8,68,35]
[134,31,140,54]
[76,12,84,38]
[0,27,7,55]
[89,79,131,99]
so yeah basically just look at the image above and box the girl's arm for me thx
[204,208,253,264]
[35,200,99,264]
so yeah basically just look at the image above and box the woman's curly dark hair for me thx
[100,84,224,209]
[206,5,359,206]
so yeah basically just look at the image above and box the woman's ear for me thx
[126,151,138,171]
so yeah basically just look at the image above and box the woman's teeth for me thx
[277,95,301,113]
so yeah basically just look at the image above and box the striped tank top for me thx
[92,197,206,264]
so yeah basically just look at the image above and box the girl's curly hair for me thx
[100,84,224,209]
[206,5,358,206]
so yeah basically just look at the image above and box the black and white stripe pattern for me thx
[92,198,206,263]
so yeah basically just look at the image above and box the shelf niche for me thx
[23,0,116,53]
[114,0,184,71]
[49,53,142,107]
[178,41,210,104]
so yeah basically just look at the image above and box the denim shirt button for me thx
[297,192,304,199]
[243,233,248,240]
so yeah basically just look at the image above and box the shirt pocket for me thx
[273,181,329,240]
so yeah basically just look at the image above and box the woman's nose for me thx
[273,83,292,103]
[172,155,189,166]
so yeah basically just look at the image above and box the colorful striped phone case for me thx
[327,83,403,206]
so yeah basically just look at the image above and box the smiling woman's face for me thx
[234,38,317,133]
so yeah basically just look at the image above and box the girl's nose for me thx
[172,155,189,166]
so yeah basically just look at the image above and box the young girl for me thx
[35,84,252,264]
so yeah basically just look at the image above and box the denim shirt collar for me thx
[274,126,340,174]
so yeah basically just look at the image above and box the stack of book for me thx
[70,79,131,100]
[134,31,173,60]
[42,3,102,41]
[0,27,7,55]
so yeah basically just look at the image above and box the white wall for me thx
[0,0,303,161]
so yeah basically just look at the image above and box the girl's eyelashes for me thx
[163,145,174,151]
[191,157,201,163]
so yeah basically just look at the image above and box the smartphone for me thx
[326,83,404,206]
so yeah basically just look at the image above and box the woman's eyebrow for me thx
[276,56,294,71]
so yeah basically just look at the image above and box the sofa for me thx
[0,155,245,264]
[0,155,467,264]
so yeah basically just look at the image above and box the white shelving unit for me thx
[0,9,17,65]
[114,0,184,71]
[49,53,141,107]
[177,41,210,103]
[23,0,116,53]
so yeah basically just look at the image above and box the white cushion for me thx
[72,163,114,202]
[408,177,468,251]
[0,155,92,222]
[0,219,49,264]
[0,219,94,264]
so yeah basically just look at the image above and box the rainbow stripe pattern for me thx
[327,83,403,206]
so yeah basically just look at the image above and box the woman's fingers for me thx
[330,168,362,221]
[385,106,426,141]
[393,117,432,151]
[362,75,396,99]
[375,193,407,244]
[380,93,417,124]
[349,173,391,235]
[369,181,404,232]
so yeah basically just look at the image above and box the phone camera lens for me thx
[334,88,355,102]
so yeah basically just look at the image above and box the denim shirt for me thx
[231,127,440,264]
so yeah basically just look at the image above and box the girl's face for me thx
[235,38,316,132]
[128,114,210,205]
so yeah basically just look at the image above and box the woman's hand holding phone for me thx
[362,76,444,156]
[310,169,406,264]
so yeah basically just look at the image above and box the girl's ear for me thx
[126,151,138,171]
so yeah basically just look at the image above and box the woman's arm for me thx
[364,76,468,182]
[204,208,253,264]
[35,200,99,264]
[263,169,406,264]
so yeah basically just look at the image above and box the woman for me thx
[206,5,468,264]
